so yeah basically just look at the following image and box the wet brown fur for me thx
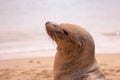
[45,22,106,80]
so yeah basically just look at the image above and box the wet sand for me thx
[0,54,120,80]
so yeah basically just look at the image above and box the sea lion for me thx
[45,21,106,80]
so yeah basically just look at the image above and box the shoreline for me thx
[0,52,120,60]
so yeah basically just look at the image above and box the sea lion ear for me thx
[77,36,87,47]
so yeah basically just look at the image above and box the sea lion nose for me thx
[45,21,60,28]
[45,21,51,26]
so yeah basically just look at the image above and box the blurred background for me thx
[0,0,120,60]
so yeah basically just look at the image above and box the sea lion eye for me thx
[63,30,68,35]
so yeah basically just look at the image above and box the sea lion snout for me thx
[45,21,57,35]
[45,21,51,26]
[45,21,60,28]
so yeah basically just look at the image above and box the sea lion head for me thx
[45,21,95,57]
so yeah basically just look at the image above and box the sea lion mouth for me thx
[45,21,58,40]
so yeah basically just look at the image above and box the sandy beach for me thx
[0,54,120,80]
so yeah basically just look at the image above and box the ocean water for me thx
[0,0,120,60]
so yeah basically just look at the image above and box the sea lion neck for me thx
[56,46,77,55]
[55,46,95,73]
